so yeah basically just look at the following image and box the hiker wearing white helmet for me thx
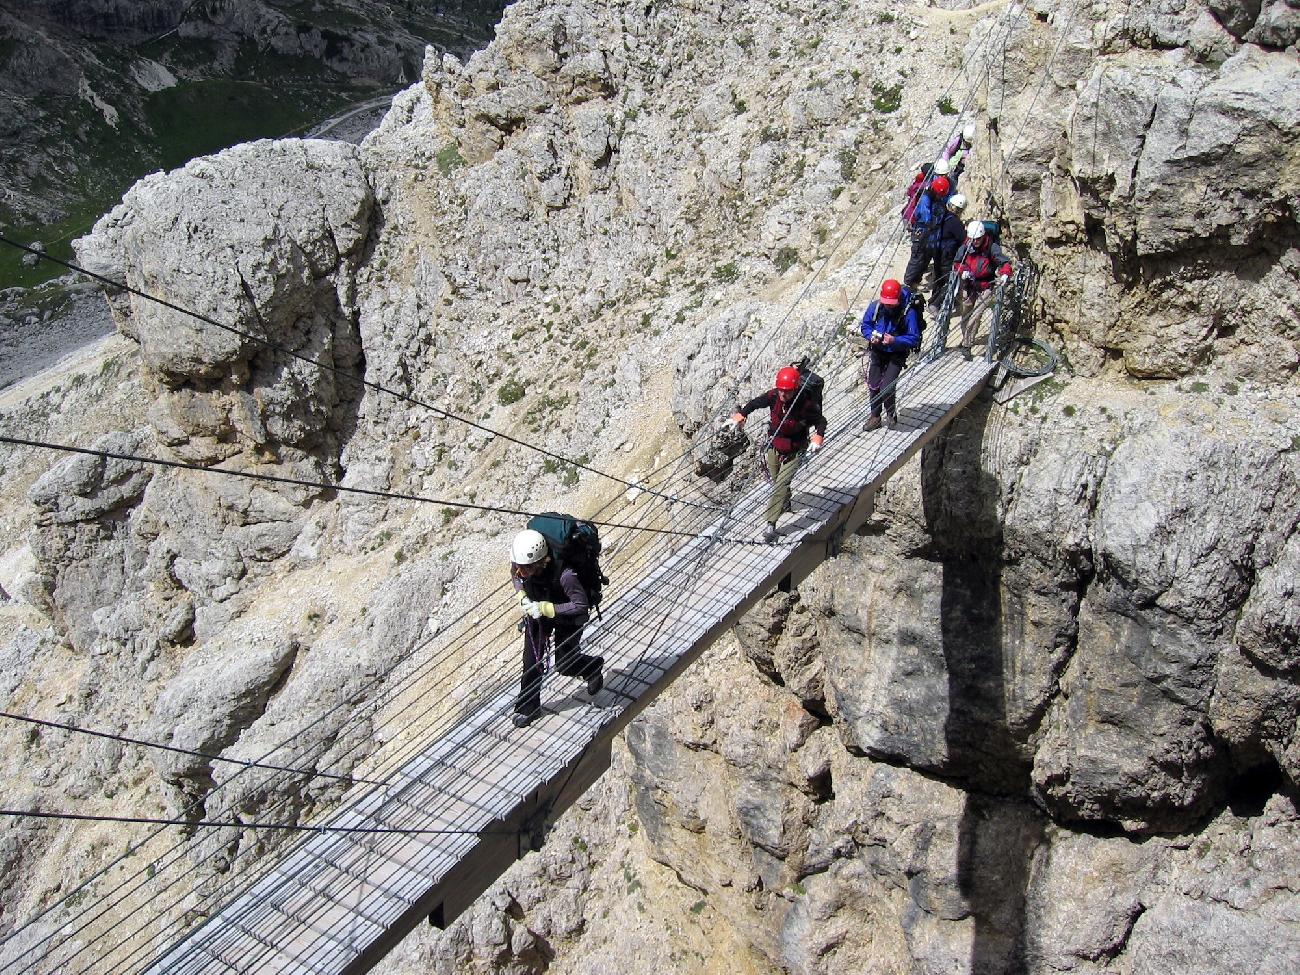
[940,122,978,182]
[510,525,605,728]
[951,218,1013,358]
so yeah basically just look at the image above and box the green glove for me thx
[535,601,556,618]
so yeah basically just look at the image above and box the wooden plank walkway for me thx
[141,350,996,975]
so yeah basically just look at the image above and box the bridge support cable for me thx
[0,236,715,513]
[0,434,757,545]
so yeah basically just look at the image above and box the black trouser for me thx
[903,239,944,294]
[516,622,601,717]
[866,349,907,417]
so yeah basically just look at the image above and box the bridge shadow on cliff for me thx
[922,392,1046,975]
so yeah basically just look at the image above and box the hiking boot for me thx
[885,412,897,429]
[864,414,882,432]
[763,523,780,544]
[512,710,538,729]
[961,345,973,361]
[586,669,604,696]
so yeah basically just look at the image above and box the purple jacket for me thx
[513,561,590,660]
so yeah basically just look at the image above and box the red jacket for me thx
[953,240,1011,294]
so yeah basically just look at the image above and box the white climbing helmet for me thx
[511,529,549,566]
[962,122,977,143]
[947,193,967,214]
[931,158,951,176]
[966,220,987,241]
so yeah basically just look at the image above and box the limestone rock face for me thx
[76,138,373,469]
[997,8,1300,382]
[25,428,154,651]
[146,622,298,806]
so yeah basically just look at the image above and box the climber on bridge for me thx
[731,365,826,544]
[902,174,954,300]
[858,279,922,431]
[952,219,1013,358]
[509,528,604,729]
[907,188,968,313]
[939,122,977,184]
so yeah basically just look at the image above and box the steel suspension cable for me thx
[0,712,386,787]
[0,236,715,511]
[0,434,760,546]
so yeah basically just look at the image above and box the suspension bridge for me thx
[0,266,1025,974]
[0,262,1034,975]
[142,340,1004,975]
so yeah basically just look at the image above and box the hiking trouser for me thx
[903,240,943,295]
[866,349,907,417]
[764,448,802,525]
[516,623,600,717]
[957,287,996,349]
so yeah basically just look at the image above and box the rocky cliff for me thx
[0,0,507,231]
[0,0,1297,973]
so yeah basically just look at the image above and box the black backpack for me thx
[792,357,825,410]
[908,290,927,337]
[526,512,608,612]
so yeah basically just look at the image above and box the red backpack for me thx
[900,171,927,224]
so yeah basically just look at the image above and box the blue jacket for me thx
[860,290,921,353]
[910,190,951,247]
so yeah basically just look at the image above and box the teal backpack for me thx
[525,512,608,612]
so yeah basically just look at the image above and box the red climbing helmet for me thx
[930,175,951,196]
[775,366,801,391]
[879,279,903,306]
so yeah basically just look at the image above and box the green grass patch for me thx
[145,78,351,172]
[837,146,857,180]
[872,83,903,114]
[713,262,739,283]
[497,378,526,406]
[437,143,466,175]
[2,38,379,292]
[937,96,959,115]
